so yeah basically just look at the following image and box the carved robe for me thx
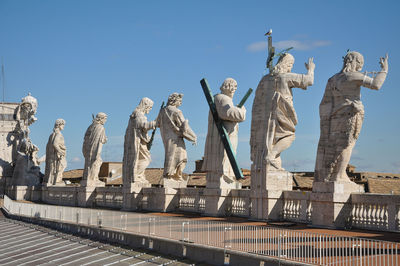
[158,105,196,178]
[314,72,373,182]
[82,122,107,182]
[44,129,67,185]
[251,73,313,170]
[202,94,246,179]
[122,110,155,184]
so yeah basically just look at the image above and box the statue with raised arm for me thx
[202,78,246,188]
[122,98,156,186]
[81,112,107,186]
[43,119,67,186]
[314,52,388,183]
[157,93,197,180]
[251,53,315,172]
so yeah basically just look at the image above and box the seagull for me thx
[264,29,272,36]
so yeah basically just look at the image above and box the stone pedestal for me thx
[80,179,105,187]
[122,181,151,211]
[142,187,179,212]
[250,169,293,221]
[206,173,242,189]
[311,181,364,228]
[250,190,285,220]
[203,188,231,216]
[77,186,97,207]
[6,185,42,201]
[162,178,188,188]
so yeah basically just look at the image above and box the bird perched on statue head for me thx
[265,29,272,36]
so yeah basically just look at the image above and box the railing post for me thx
[148,217,155,235]
[181,221,189,242]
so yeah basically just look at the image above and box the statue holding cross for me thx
[201,78,248,189]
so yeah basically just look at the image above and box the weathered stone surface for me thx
[81,112,107,187]
[157,93,196,187]
[12,136,43,186]
[1,94,42,188]
[202,78,246,189]
[122,97,155,188]
[0,103,19,181]
[43,119,67,186]
[314,52,388,183]
[250,54,314,173]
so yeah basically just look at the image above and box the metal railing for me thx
[3,195,399,265]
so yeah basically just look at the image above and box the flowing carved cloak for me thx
[122,110,153,184]
[202,94,246,177]
[158,105,196,177]
[44,131,66,184]
[250,73,312,168]
[82,123,106,164]
[314,72,367,182]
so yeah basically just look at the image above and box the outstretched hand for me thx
[379,53,389,72]
[305,57,315,72]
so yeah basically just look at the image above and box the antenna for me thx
[1,57,5,102]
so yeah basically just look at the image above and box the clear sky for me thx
[1,0,399,174]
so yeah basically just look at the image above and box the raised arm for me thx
[363,54,388,90]
[288,57,315,89]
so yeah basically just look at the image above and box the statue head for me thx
[54,118,66,131]
[93,112,108,125]
[167,93,183,107]
[342,51,364,72]
[19,93,38,126]
[220,78,237,98]
[272,53,294,74]
[136,97,154,114]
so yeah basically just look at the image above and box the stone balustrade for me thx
[95,187,123,209]
[178,188,205,213]
[227,189,251,217]
[42,186,78,206]
[350,193,400,232]
[282,191,312,224]
[8,185,400,233]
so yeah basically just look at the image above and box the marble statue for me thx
[12,93,38,165]
[122,98,156,186]
[12,138,43,186]
[314,52,388,182]
[251,54,315,171]
[157,93,197,180]
[81,112,108,186]
[10,93,44,186]
[202,78,246,188]
[43,119,67,186]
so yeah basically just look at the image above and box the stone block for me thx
[77,186,97,207]
[142,187,179,212]
[311,181,363,228]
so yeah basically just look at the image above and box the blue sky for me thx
[1,0,399,174]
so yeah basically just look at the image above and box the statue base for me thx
[42,182,65,187]
[250,169,293,221]
[206,173,242,189]
[203,188,232,216]
[80,180,105,187]
[162,177,187,188]
[122,181,151,211]
[77,186,97,207]
[311,181,364,228]
[141,187,179,212]
[6,185,42,201]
